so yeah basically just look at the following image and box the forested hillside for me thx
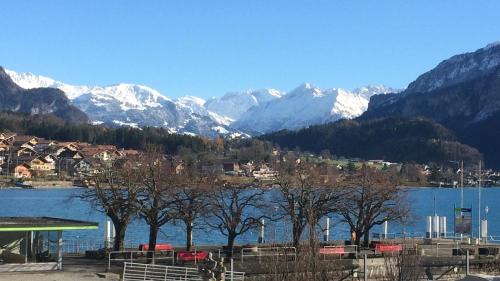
[0,112,209,153]
[260,117,482,165]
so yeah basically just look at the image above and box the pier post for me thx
[323,217,330,241]
[439,216,446,238]
[426,216,432,239]
[258,219,265,243]
[433,215,440,239]
[363,254,367,281]
[466,250,470,275]
[481,219,488,243]
[383,220,388,239]
[231,258,234,281]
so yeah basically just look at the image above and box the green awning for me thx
[0,217,98,232]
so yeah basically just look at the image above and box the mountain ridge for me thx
[5,68,393,137]
[0,67,88,123]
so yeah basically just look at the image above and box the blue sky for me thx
[1,1,499,99]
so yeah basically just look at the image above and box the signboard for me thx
[454,206,472,235]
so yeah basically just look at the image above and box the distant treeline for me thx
[260,117,483,165]
[0,112,209,153]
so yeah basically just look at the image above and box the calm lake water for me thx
[0,187,499,247]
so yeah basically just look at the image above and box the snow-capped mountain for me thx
[5,68,396,137]
[232,83,397,134]
[5,69,244,137]
[204,89,283,121]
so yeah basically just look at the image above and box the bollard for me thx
[231,258,234,281]
[383,221,388,240]
[364,254,367,281]
[466,250,470,275]
[426,216,432,239]
[440,216,446,238]
[258,219,265,243]
[323,217,330,242]
[481,220,488,243]
[433,215,440,239]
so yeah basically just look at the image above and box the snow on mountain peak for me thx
[205,88,283,120]
[232,83,394,134]
[4,67,396,138]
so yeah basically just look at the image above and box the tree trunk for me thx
[226,233,237,258]
[147,223,159,262]
[113,223,126,251]
[363,229,370,248]
[354,230,362,248]
[292,223,303,249]
[186,222,193,251]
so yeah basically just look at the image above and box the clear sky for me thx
[1,1,499,99]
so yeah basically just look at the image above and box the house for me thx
[30,156,56,173]
[80,145,119,162]
[12,136,39,150]
[223,161,240,174]
[252,164,278,180]
[0,133,15,153]
[240,161,255,176]
[16,146,37,157]
[73,159,102,176]
[14,163,31,178]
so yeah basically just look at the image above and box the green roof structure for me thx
[0,217,98,232]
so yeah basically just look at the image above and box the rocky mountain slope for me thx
[0,67,87,123]
[361,42,500,167]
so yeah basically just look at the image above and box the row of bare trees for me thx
[81,147,411,254]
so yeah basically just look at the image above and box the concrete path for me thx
[0,272,120,281]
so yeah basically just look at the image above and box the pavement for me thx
[459,275,500,281]
[0,256,119,281]
[0,272,120,281]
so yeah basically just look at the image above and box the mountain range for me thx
[263,41,500,167]
[3,41,500,166]
[4,68,395,137]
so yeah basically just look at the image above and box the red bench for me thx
[177,251,209,262]
[319,247,346,255]
[375,244,402,253]
[139,243,173,251]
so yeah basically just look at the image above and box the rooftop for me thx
[0,217,98,231]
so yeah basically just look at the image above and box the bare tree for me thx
[80,161,140,251]
[338,164,410,247]
[171,160,218,251]
[206,184,269,255]
[136,147,176,257]
[273,160,345,249]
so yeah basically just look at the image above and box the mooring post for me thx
[231,258,234,281]
[364,254,367,281]
[466,250,470,275]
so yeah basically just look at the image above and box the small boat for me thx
[15,181,34,189]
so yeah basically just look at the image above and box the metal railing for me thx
[62,238,134,254]
[109,250,175,269]
[240,246,296,264]
[122,262,245,281]
[417,242,460,257]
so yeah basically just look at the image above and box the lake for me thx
[0,187,498,247]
